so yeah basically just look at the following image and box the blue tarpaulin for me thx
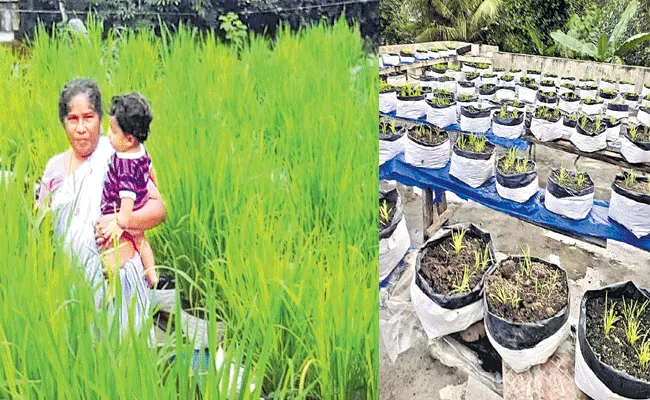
[380,111,530,151]
[380,153,650,251]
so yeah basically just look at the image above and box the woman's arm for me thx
[96,179,166,247]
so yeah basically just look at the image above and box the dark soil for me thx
[419,232,490,296]
[497,158,535,175]
[578,119,606,136]
[614,176,649,195]
[486,258,568,322]
[379,121,405,138]
[628,124,650,142]
[550,169,594,191]
[407,126,448,146]
[585,295,650,383]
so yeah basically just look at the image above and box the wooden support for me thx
[423,188,451,241]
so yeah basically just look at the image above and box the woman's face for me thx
[63,93,101,159]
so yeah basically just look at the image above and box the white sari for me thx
[42,136,153,340]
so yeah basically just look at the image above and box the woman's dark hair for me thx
[58,78,103,123]
[109,92,153,143]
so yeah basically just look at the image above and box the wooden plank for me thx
[524,130,650,174]
[422,188,435,241]
[425,208,453,238]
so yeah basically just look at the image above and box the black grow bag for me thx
[379,122,406,142]
[399,50,415,58]
[379,87,395,95]
[396,94,426,102]
[622,130,650,151]
[479,84,497,96]
[419,75,436,82]
[611,173,650,205]
[493,112,524,127]
[608,103,629,112]
[458,81,475,88]
[563,116,577,129]
[547,168,595,199]
[536,91,557,104]
[560,92,580,103]
[460,106,491,119]
[379,188,403,240]
[605,118,621,130]
[415,224,496,310]
[426,99,457,109]
[578,281,650,399]
[599,90,618,101]
[624,93,640,102]
[576,122,606,137]
[406,126,450,148]
[484,256,569,350]
[496,159,537,189]
[452,140,495,161]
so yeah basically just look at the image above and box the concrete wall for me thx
[0,0,18,42]
[379,41,468,54]
[493,51,650,91]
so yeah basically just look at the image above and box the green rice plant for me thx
[580,114,589,128]
[624,170,638,187]
[379,80,391,91]
[576,170,587,189]
[468,134,486,153]
[638,336,650,372]
[500,105,507,118]
[0,16,377,399]
[622,298,649,346]
[458,94,473,101]
[449,264,473,295]
[520,245,533,277]
[489,282,510,305]
[558,165,569,186]
[502,148,517,173]
[595,114,604,131]
[603,291,621,339]
[451,228,467,255]
[457,134,468,150]
[515,156,529,174]
[630,125,640,141]
[379,200,391,225]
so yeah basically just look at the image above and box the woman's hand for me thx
[95,214,123,249]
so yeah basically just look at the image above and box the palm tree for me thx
[412,0,501,43]
[550,0,650,64]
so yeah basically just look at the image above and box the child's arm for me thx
[117,197,135,230]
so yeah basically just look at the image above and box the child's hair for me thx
[109,92,152,143]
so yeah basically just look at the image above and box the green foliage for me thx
[451,228,467,255]
[218,12,248,50]
[380,0,416,44]
[411,0,502,42]
[88,0,209,31]
[603,291,621,339]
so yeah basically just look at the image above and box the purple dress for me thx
[101,145,151,216]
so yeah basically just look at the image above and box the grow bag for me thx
[582,101,604,115]
[379,125,406,165]
[478,84,497,101]
[386,74,407,86]
[558,94,580,114]
[457,81,476,97]
[558,85,575,96]
[380,89,397,114]
[447,70,464,82]
[510,71,522,82]
[599,80,616,92]
[428,50,439,59]
[456,99,479,117]
[492,112,524,139]
[499,78,516,88]
[536,92,558,107]
[518,86,538,104]
[415,51,429,61]
[639,107,650,126]
[528,72,542,84]
[396,94,427,119]
[608,175,650,238]
[426,100,457,128]
[643,85,650,97]
[481,76,498,86]
[381,53,400,66]
[619,83,636,93]
[539,82,557,94]
[624,94,639,108]
[495,87,516,101]
[570,123,607,152]
[620,132,650,164]
[530,114,563,142]
[462,63,476,73]
[544,169,595,220]
[460,106,491,133]
[484,256,569,373]
[404,129,451,169]
[449,140,495,188]
[495,160,538,203]
[575,281,650,400]
[579,87,598,100]
[579,79,596,87]
[562,116,578,136]
[432,77,457,93]
[560,77,576,85]
[399,53,415,64]
[605,118,622,142]
[606,103,629,122]
[411,223,496,340]
[379,189,411,282]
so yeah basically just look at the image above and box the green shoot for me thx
[502,148,517,173]
[558,165,568,186]
[451,228,466,255]
[515,156,529,174]
[457,134,468,150]
[519,245,533,277]
[624,170,637,187]
[500,105,507,118]
[630,125,639,141]
[639,337,650,372]
[489,283,510,305]
[449,264,473,295]
[575,170,587,189]
[622,298,649,346]
[379,200,391,225]
[603,291,621,339]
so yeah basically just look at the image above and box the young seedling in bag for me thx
[575,170,587,190]
[502,148,517,173]
[603,291,621,339]
[622,298,649,346]
[609,115,617,124]
[468,134,486,153]
[489,282,510,306]
[379,200,392,226]
[557,164,569,186]
[449,264,473,295]
[595,114,604,131]
[457,134,468,151]
[379,80,391,91]
[519,244,533,277]
[515,156,529,174]
[639,336,650,372]
[630,125,639,141]
[500,105,507,118]
[451,228,466,255]
[624,170,638,187]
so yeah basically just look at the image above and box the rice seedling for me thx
[638,336,650,372]
[457,134,468,151]
[379,200,391,226]
[595,114,604,131]
[557,165,569,186]
[603,291,621,339]
[624,170,638,187]
[0,15,377,399]
[451,228,467,255]
[449,264,473,295]
[622,298,649,346]
[489,282,510,305]
[630,125,640,141]
[502,148,517,173]
[515,156,529,174]
[468,134,486,153]
[576,170,587,189]
[519,244,533,277]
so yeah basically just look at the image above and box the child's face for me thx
[108,116,136,152]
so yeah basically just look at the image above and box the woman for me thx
[39,78,166,337]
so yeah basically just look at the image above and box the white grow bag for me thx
[426,103,457,128]
[638,108,650,126]
[404,135,451,169]
[530,116,563,142]
[396,96,427,119]
[379,133,405,165]
[380,91,397,114]
[570,126,607,152]
[380,216,411,282]
[544,170,594,220]
[582,102,604,115]
[620,135,650,164]
[381,54,400,66]
[449,144,495,188]
[559,98,581,114]
[608,182,650,238]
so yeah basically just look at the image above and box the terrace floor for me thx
[379,144,650,399]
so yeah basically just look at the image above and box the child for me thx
[100,92,158,288]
